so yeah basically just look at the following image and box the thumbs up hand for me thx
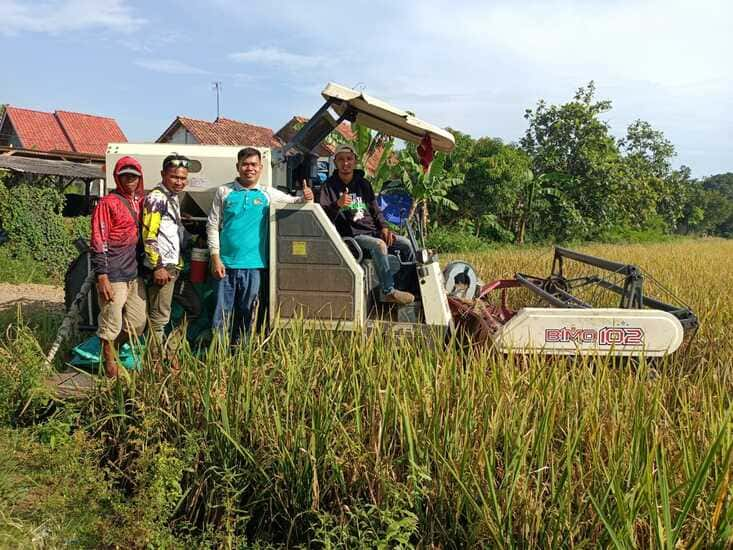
[301,179,314,202]
[337,187,352,208]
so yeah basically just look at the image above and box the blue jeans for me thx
[213,268,261,344]
[354,234,414,294]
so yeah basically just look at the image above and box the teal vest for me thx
[219,187,269,269]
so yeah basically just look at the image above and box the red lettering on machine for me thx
[545,327,644,346]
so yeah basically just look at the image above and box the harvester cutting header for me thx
[59,82,696,365]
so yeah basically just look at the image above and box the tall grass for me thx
[71,238,733,547]
[0,238,730,546]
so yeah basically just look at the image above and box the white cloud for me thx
[410,0,732,89]
[0,0,145,35]
[119,30,183,54]
[228,47,328,70]
[134,59,209,75]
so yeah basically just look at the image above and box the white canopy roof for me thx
[321,83,455,153]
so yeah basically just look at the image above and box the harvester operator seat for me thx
[342,236,419,311]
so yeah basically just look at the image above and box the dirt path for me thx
[0,282,64,313]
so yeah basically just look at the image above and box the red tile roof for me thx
[158,116,281,147]
[287,115,355,144]
[2,106,126,155]
[275,116,357,157]
[276,117,387,174]
[4,107,71,152]
[160,114,387,176]
[55,111,127,155]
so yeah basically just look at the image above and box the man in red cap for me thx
[90,156,147,377]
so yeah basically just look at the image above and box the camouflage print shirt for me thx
[142,185,184,270]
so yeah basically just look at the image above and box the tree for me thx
[619,119,675,178]
[521,81,625,240]
[657,166,694,231]
[449,141,535,243]
[617,119,682,231]
[701,173,733,235]
[346,123,396,192]
[702,172,733,198]
[673,173,733,236]
[398,149,460,235]
[443,127,476,178]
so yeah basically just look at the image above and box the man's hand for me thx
[96,274,114,302]
[211,255,226,280]
[302,179,314,202]
[380,227,395,246]
[153,266,172,286]
[337,188,352,208]
[181,212,195,229]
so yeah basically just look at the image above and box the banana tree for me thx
[398,149,460,236]
[347,123,396,192]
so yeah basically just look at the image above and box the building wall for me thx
[0,118,22,148]
[162,126,198,145]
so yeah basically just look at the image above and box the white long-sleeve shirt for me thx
[206,181,304,256]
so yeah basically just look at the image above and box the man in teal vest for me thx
[206,147,313,343]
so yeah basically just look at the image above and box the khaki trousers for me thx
[146,268,179,346]
[97,277,147,342]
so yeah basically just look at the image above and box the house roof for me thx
[3,107,70,152]
[159,114,387,175]
[275,116,356,156]
[55,110,126,155]
[2,106,126,155]
[158,116,281,147]
[275,116,387,174]
[0,154,103,180]
[290,115,356,142]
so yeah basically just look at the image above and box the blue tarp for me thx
[377,190,413,227]
[69,335,144,371]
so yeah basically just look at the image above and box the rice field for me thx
[2,238,732,547]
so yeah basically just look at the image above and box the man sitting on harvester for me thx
[206,147,314,344]
[319,144,415,306]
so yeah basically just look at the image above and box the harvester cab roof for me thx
[283,82,455,155]
[278,81,455,196]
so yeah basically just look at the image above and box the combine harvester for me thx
[56,82,697,381]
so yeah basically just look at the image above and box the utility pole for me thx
[212,81,222,119]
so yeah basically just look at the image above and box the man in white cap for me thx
[319,144,415,305]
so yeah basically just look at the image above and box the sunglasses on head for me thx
[163,156,190,170]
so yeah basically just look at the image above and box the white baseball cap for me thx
[334,143,356,157]
[117,166,142,177]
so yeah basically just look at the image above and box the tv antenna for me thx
[212,81,222,119]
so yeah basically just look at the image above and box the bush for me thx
[595,215,673,244]
[425,224,494,253]
[0,179,90,280]
[0,322,52,426]
[0,247,56,284]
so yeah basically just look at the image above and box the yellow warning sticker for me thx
[292,241,307,256]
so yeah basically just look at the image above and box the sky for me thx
[1,0,731,177]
